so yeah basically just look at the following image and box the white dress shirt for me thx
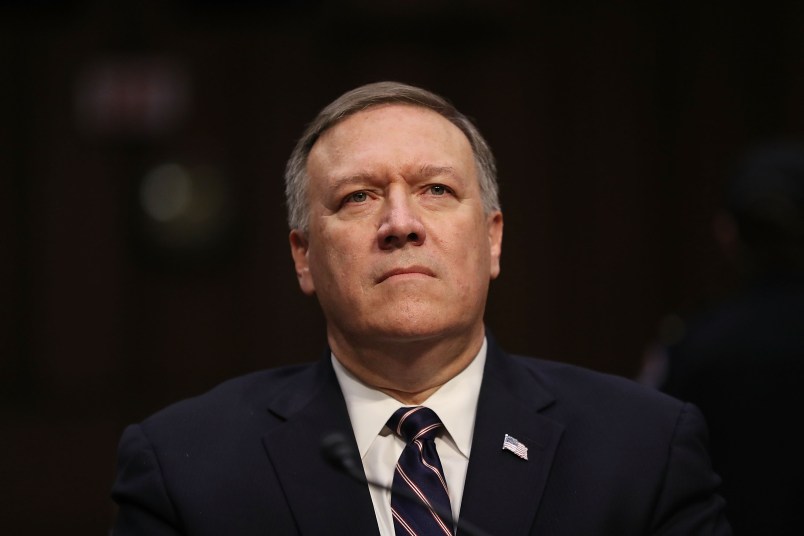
[331,338,487,536]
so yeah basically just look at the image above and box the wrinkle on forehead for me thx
[327,165,460,190]
[305,104,480,213]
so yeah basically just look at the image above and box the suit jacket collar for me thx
[261,337,564,536]
[459,335,564,535]
[261,350,381,535]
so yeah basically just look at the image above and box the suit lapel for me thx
[259,341,562,536]
[261,356,380,536]
[459,341,564,536]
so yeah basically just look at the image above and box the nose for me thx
[376,189,426,249]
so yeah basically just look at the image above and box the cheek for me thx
[463,219,493,260]
[443,234,491,289]
[309,229,364,284]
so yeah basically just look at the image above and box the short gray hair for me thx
[284,81,500,231]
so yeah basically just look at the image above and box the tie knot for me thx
[387,406,444,443]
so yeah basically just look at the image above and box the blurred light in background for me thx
[74,56,190,139]
[136,161,236,258]
[140,163,192,223]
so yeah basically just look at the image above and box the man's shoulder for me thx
[502,352,684,413]
[137,361,321,440]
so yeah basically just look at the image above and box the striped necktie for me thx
[387,406,454,536]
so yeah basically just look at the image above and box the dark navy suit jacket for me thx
[111,337,731,535]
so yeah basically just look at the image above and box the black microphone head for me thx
[321,432,362,477]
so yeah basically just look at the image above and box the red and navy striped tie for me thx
[387,406,454,536]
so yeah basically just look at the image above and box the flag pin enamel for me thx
[502,434,528,460]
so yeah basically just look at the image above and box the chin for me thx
[367,310,469,342]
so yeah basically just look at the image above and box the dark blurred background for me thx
[2,1,803,533]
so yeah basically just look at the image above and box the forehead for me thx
[307,104,475,174]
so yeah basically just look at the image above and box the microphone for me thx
[321,432,493,536]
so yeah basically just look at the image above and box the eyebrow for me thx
[417,164,458,180]
[329,173,375,192]
[330,165,458,190]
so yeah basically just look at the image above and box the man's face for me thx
[290,104,503,347]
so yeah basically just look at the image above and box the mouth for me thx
[377,266,436,283]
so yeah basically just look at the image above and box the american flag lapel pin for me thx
[502,434,529,460]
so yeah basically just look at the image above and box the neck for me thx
[329,326,485,405]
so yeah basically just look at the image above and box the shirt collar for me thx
[332,337,487,460]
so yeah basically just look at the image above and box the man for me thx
[111,81,731,535]
[655,140,804,535]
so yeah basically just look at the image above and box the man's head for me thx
[285,82,503,364]
[715,140,804,274]
[285,81,500,233]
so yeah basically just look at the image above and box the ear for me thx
[487,211,503,280]
[289,229,316,295]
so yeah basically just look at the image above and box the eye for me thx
[344,191,369,204]
[428,184,451,196]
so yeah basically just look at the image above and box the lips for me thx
[377,265,436,283]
